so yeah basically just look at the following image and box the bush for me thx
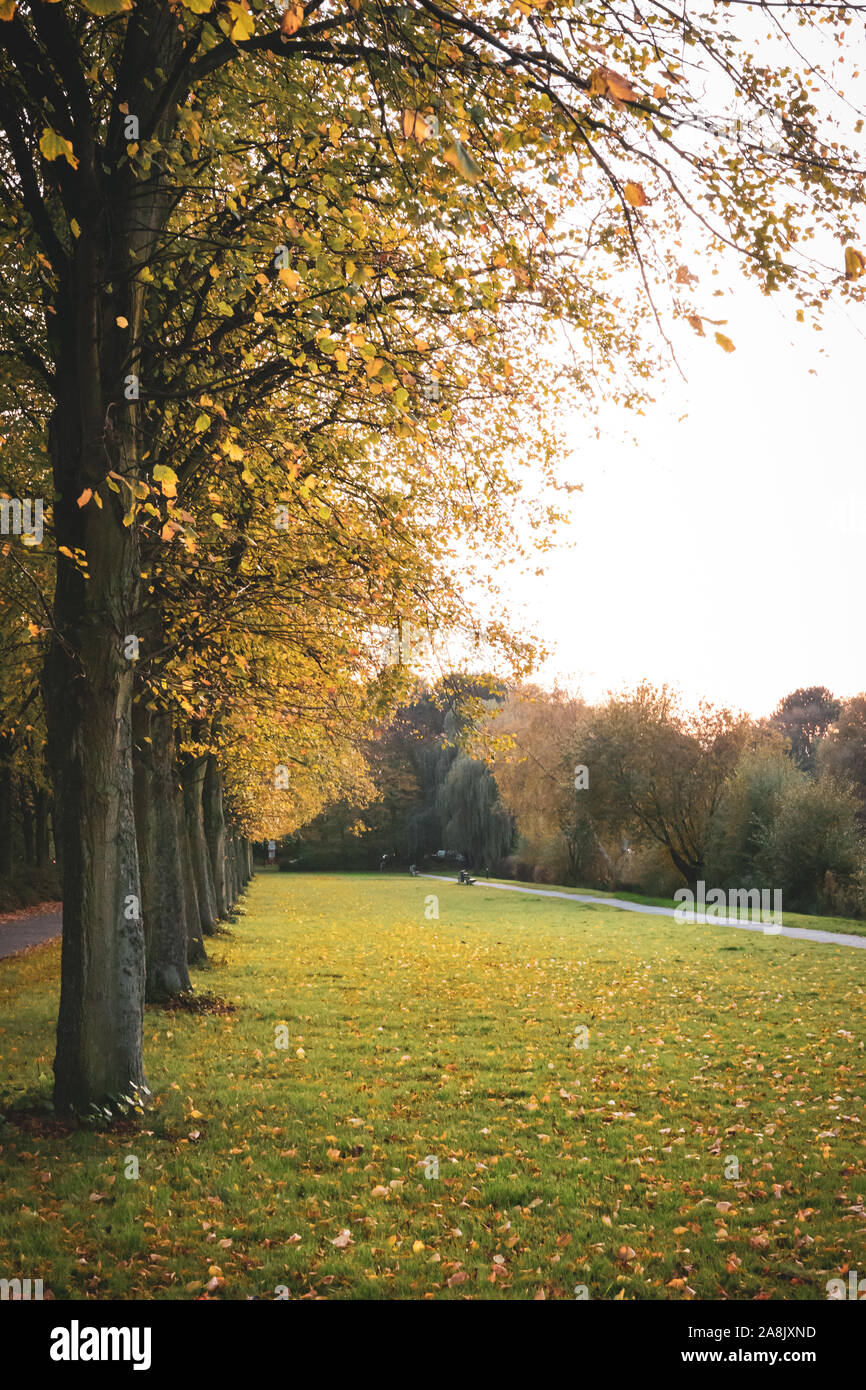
[499,855,533,881]
[705,751,805,890]
[616,844,685,898]
[757,776,863,916]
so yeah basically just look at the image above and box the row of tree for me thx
[295,681,866,921]
[1,1,863,1114]
[484,682,866,917]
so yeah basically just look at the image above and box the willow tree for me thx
[1,0,862,1114]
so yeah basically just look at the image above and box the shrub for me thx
[757,776,863,915]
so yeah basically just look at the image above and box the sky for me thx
[490,3,866,721]
[500,273,866,720]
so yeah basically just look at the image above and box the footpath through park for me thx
[418,875,866,951]
[0,905,62,960]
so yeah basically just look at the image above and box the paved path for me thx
[0,908,62,960]
[418,875,866,950]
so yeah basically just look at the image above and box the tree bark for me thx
[226,832,237,909]
[43,497,146,1112]
[133,704,191,1000]
[0,744,13,878]
[20,781,35,866]
[203,754,228,919]
[182,755,219,935]
[178,787,206,965]
[35,786,49,868]
[36,0,189,1116]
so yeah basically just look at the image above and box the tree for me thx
[772,687,841,773]
[481,683,587,881]
[758,775,863,917]
[439,751,513,869]
[2,0,863,1113]
[817,694,866,826]
[704,745,805,892]
[573,683,750,887]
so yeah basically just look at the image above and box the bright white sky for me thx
[461,7,866,720]
[500,275,865,719]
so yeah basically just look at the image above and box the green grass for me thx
[425,873,866,939]
[0,871,864,1300]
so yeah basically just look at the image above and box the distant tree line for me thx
[292,680,866,919]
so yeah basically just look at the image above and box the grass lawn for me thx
[0,870,864,1301]
[424,873,866,940]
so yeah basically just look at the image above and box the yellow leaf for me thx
[412,1239,425,1253]
[194,413,211,433]
[76,488,93,508]
[589,66,640,106]
[280,2,304,39]
[116,315,129,328]
[58,546,75,559]
[39,128,79,169]
[0,0,17,20]
[686,314,704,337]
[714,331,735,353]
[153,463,178,498]
[442,139,481,184]
[225,1,254,42]
[624,181,647,208]
[80,0,132,13]
[278,267,299,290]
[844,246,866,280]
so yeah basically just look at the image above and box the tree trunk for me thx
[0,748,13,878]
[133,705,191,1001]
[203,755,228,919]
[226,832,237,909]
[231,832,241,900]
[43,482,146,1113]
[37,0,189,1117]
[20,781,35,866]
[35,786,49,868]
[178,787,206,965]
[182,755,219,935]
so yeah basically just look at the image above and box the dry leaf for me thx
[402,109,435,142]
[280,2,304,39]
